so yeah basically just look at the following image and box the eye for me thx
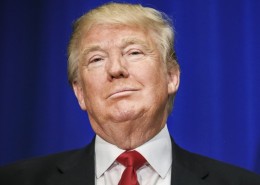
[89,57,103,64]
[128,49,144,56]
[130,50,142,55]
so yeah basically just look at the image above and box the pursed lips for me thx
[107,87,139,99]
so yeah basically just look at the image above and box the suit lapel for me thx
[171,161,211,185]
[171,138,213,185]
[45,136,216,185]
[47,138,95,185]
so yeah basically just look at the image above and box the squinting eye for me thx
[90,57,103,63]
[129,50,143,55]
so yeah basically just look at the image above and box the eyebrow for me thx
[81,45,104,58]
[81,37,152,58]
[121,37,151,51]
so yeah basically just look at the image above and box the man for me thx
[0,2,259,185]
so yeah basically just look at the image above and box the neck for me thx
[91,109,168,150]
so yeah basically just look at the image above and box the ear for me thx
[72,80,87,110]
[167,67,180,95]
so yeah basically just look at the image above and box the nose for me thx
[106,54,129,81]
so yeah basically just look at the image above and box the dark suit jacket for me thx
[0,137,260,185]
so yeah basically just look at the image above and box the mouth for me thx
[107,88,139,99]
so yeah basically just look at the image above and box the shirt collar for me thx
[95,124,172,179]
[95,135,124,178]
[135,125,172,178]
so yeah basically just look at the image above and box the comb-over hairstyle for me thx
[67,2,180,114]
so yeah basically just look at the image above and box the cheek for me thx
[84,82,102,98]
[82,83,103,112]
[135,67,168,93]
[81,70,105,93]
[80,77,98,103]
[147,65,167,85]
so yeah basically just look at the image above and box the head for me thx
[68,3,180,149]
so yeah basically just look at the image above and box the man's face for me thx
[73,24,179,149]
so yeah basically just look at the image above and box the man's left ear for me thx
[167,67,180,94]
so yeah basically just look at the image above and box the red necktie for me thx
[116,150,146,185]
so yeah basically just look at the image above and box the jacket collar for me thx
[48,138,95,185]
[171,138,213,185]
[48,136,213,185]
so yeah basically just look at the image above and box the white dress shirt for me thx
[95,125,172,185]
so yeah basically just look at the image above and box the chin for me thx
[109,112,136,123]
[108,107,144,123]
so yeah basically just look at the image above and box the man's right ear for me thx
[72,80,87,110]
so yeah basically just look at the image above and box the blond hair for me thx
[67,2,179,113]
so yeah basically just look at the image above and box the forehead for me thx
[80,24,154,49]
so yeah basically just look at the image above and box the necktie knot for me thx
[116,150,146,185]
[117,150,146,169]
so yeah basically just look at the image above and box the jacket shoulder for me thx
[0,143,94,185]
[175,144,260,185]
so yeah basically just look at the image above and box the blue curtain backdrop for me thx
[0,0,259,174]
